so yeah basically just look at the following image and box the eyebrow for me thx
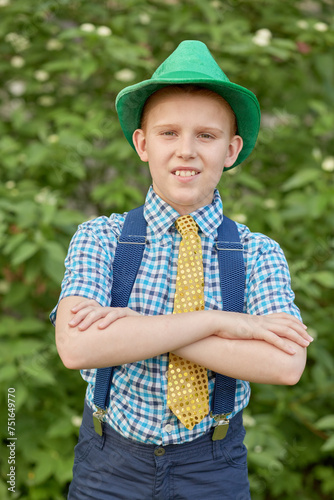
[151,124,225,134]
[151,123,177,130]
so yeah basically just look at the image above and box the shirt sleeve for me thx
[244,231,302,320]
[49,214,123,325]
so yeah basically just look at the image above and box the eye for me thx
[161,131,176,136]
[199,133,214,139]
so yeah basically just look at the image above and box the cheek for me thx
[206,159,225,183]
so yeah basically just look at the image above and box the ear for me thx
[224,135,243,169]
[133,129,149,162]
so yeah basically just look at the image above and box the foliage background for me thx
[0,0,333,498]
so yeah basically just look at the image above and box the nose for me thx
[176,135,197,159]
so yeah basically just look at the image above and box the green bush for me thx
[1,1,333,498]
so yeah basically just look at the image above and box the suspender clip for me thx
[210,412,231,441]
[93,407,106,436]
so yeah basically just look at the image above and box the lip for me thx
[171,167,200,173]
[171,168,201,183]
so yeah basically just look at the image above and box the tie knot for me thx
[175,215,198,236]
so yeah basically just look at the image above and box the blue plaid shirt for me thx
[51,187,301,445]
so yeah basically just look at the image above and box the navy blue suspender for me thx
[93,205,245,439]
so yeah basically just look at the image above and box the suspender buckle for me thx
[211,412,231,441]
[117,236,147,245]
[93,408,106,436]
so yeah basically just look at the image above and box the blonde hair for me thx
[140,84,238,135]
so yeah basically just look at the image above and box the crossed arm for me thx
[55,296,311,385]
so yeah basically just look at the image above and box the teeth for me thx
[174,170,197,177]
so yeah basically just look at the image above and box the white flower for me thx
[139,13,151,25]
[115,68,136,82]
[96,26,112,36]
[243,414,256,427]
[232,213,247,224]
[0,0,10,6]
[314,22,328,32]
[5,32,30,52]
[321,157,334,172]
[47,134,59,144]
[297,20,309,29]
[5,32,17,42]
[8,80,26,96]
[38,95,55,107]
[254,445,263,453]
[5,181,16,189]
[71,415,82,427]
[10,56,25,68]
[264,198,277,209]
[34,70,50,82]
[80,23,95,32]
[252,28,272,47]
[47,38,64,51]
[35,188,57,205]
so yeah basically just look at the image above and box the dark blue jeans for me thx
[68,402,250,499]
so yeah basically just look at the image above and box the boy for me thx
[51,41,312,499]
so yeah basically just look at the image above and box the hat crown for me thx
[152,40,230,83]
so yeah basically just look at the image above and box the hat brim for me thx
[116,75,261,169]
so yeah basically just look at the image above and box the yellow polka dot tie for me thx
[167,215,209,430]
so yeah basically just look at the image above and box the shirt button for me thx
[154,447,165,456]
[164,424,173,433]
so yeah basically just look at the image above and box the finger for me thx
[98,311,126,328]
[69,308,105,330]
[71,299,99,313]
[267,319,313,344]
[77,310,109,330]
[258,317,311,346]
[268,313,308,331]
[68,312,87,327]
[69,306,95,327]
[269,326,310,348]
[258,330,297,355]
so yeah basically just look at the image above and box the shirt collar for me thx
[143,186,224,239]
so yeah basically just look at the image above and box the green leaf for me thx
[2,232,26,255]
[19,362,57,386]
[316,415,334,430]
[237,172,265,191]
[321,434,334,453]
[43,240,66,264]
[46,418,74,439]
[0,364,17,382]
[32,453,56,484]
[4,339,45,359]
[312,272,334,289]
[281,169,319,191]
[11,241,39,266]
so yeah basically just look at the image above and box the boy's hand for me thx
[215,312,312,355]
[68,299,140,331]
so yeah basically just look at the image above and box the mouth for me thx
[172,169,200,177]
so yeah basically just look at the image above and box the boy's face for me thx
[133,91,243,215]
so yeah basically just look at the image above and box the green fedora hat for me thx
[116,40,261,169]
